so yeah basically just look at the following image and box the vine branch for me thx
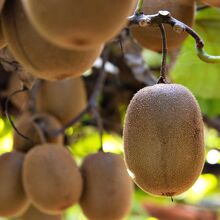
[128,11,220,63]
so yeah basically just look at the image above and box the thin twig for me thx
[135,0,144,15]
[158,24,167,84]
[5,87,32,143]
[128,10,220,63]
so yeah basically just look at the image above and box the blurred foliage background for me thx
[1,5,220,220]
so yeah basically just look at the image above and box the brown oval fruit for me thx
[80,152,133,220]
[36,77,87,125]
[201,0,220,7]
[13,112,64,152]
[0,151,29,217]
[21,205,63,220]
[131,0,195,52]
[23,144,83,215]
[123,84,205,196]
[2,0,102,81]
[21,0,136,50]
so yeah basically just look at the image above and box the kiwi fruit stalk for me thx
[2,73,28,111]
[23,144,83,215]
[2,0,103,81]
[0,151,29,217]
[19,205,63,220]
[201,0,220,7]
[21,0,136,50]
[131,0,195,52]
[36,77,87,125]
[123,84,205,196]
[80,152,133,220]
[13,112,64,152]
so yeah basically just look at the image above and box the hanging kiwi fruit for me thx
[21,0,136,50]
[80,152,134,220]
[201,0,220,7]
[131,0,195,52]
[13,112,64,153]
[23,144,83,215]
[35,77,87,125]
[123,84,205,197]
[2,0,103,81]
[0,151,29,217]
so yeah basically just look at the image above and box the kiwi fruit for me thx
[2,0,103,81]
[21,0,136,50]
[23,144,83,215]
[201,0,220,7]
[13,112,64,152]
[123,84,205,196]
[80,152,133,220]
[0,151,29,217]
[36,77,87,125]
[20,205,63,220]
[131,0,195,52]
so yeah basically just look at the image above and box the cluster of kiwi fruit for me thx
[0,0,216,218]
[0,0,136,81]
[0,73,134,220]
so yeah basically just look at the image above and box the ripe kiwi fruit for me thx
[0,151,29,217]
[2,0,103,81]
[23,144,83,215]
[13,112,64,152]
[36,77,87,125]
[123,84,205,196]
[21,0,136,50]
[80,152,133,220]
[131,0,195,52]
[20,205,63,220]
[201,0,220,7]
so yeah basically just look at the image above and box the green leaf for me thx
[170,8,220,99]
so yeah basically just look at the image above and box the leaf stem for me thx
[135,0,144,15]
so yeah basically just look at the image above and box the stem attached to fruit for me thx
[158,24,167,84]
[128,11,220,64]
[5,87,33,144]
[135,0,144,15]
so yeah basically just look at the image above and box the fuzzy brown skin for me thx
[13,112,64,153]
[80,152,134,220]
[36,77,87,125]
[21,205,63,220]
[123,84,205,196]
[21,0,136,50]
[0,152,30,217]
[131,0,195,52]
[2,0,103,81]
[202,0,220,6]
[23,144,83,215]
